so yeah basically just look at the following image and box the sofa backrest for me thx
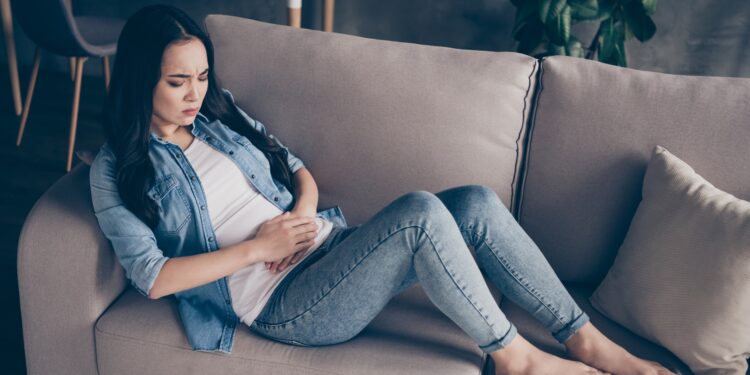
[517,55,750,285]
[204,15,538,225]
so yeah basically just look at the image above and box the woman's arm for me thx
[266,167,320,273]
[152,166,321,297]
[291,167,318,217]
[148,240,260,299]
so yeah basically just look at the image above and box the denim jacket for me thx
[89,89,347,353]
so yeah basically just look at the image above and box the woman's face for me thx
[151,37,209,136]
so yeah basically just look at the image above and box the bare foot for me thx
[564,322,676,375]
[491,333,610,375]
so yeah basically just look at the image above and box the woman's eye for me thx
[198,76,208,82]
[168,81,183,87]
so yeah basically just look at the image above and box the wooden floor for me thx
[1,63,107,375]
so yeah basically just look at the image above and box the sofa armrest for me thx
[17,164,127,375]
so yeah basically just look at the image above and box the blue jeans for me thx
[250,185,590,354]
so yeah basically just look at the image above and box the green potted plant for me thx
[511,0,657,67]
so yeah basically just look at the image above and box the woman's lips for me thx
[183,108,198,116]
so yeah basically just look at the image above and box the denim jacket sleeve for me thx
[221,88,305,174]
[89,146,170,298]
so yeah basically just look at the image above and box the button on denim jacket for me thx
[89,89,347,353]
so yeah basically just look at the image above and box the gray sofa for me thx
[17,14,750,375]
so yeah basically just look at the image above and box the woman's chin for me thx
[179,116,196,125]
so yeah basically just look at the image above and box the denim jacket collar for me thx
[149,112,210,145]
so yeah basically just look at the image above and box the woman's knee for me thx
[438,185,506,214]
[458,185,503,205]
[393,190,450,218]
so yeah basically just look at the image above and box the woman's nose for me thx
[185,81,200,101]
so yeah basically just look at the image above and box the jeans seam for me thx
[254,224,427,328]
[474,233,568,327]
[413,224,501,334]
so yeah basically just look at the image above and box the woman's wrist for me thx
[242,238,265,265]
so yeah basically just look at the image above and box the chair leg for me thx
[323,0,335,32]
[66,57,87,172]
[288,0,301,28]
[102,55,110,92]
[1,0,22,116]
[16,47,41,146]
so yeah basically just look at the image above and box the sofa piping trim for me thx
[509,58,539,216]
[513,56,546,221]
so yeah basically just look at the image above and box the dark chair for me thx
[13,0,124,172]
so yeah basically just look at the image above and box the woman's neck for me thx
[153,124,195,151]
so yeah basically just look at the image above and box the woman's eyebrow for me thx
[167,68,209,78]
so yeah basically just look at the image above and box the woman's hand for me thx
[265,205,318,273]
[253,211,318,268]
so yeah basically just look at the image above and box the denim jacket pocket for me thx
[315,206,348,228]
[147,174,192,235]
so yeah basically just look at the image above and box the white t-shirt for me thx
[183,135,334,325]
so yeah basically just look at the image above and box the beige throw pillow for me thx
[589,145,750,374]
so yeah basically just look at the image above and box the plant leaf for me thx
[607,39,627,66]
[512,1,540,37]
[595,0,618,21]
[641,0,657,15]
[598,25,627,66]
[568,0,598,20]
[566,35,584,57]
[538,0,553,24]
[623,1,656,41]
[598,17,616,61]
[546,41,567,56]
[546,2,571,45]
[515,16,546,54]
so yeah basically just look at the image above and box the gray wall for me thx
[2,0,750,78]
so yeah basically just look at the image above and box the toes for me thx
[585,366,609,374]
[645,360,674,374]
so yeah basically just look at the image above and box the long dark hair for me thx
[104,5,295,229]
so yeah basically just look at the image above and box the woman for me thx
[89,5,675,375]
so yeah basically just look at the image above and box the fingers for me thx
[268,243,312,273]
[262,214,317,274]
[289,248,306,265]
[292,223,319,240]
[271,255,292,273]
[281,216,317,229]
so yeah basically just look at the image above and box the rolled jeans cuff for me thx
[552,311,590,344]
[478,323,518,354]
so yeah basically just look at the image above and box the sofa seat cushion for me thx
[95,284,486,375]
[498,283,693,375]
